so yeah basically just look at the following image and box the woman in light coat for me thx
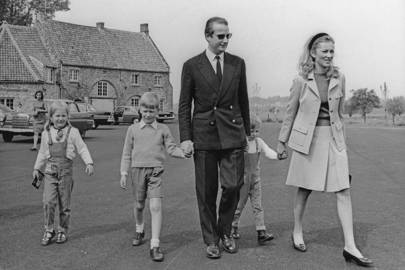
[277,33,373,267]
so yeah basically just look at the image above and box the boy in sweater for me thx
[120,92,186,262]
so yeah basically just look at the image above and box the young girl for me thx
[33,101,94,246]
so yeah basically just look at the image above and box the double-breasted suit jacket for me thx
[178,51,250,149]
[278,72,346,155]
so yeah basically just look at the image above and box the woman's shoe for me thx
[291,234,307,252]
[343,249,373,267]
[30,147,37,151]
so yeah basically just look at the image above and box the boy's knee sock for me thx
[136,223,144,233]
[150,238,160,248]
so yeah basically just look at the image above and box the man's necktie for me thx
[215,55,222,83]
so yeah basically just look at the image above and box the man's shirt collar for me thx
[139,119,158,129]
[206,48,224,62]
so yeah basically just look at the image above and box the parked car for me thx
[0,104,13,127]
[107,106,174,125]
[0,99,94,142]
[75,102,110,129]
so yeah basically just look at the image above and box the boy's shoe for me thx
[41,230,55,246]
[56,232,68,244]
[231,226,240,239]
[150,247,164,262]
[132,231,145,246]
[257,230,274,245]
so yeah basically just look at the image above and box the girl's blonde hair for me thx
[250,113,262,130]
[44,101,71,130]
[298,33,339,79]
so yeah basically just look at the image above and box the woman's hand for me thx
[85,164,94,176]
[277,141,288,160]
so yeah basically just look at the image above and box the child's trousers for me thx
[232,173,266,231]
[43,164,73,233]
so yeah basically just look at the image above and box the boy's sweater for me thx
[120,120,185,175]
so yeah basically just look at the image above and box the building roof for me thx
[0,23,55,82]
[37,20,169,72]
[0,19,170,83]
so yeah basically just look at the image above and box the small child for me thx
[120,92,186,262]
[33,101,94,246]
[231,114,279,245]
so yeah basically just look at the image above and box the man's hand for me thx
[120,175,127,190]
[180,140,194,158]
[276,141,288,160]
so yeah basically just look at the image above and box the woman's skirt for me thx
[32,115,46,133]
[286,126,350,192]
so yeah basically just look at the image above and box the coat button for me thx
[329,98,332,101]
[229,105,233,109]
[232,119,236,123]
[331,121,334,125]
[330,110,333,113]
[209,121,215,126]
[214,106,217,111]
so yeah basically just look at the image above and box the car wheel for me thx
[157,119,163,123]
[93,123,99,129]
[2,132,13,142]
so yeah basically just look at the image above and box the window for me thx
[154,75,162,86]
[131,96,140,107]
[69,69,79,82]
[0,98,14,109]
[131,73,140,85]
[159,99,164,111]
[97,81,108,96]
[46,68,54,83]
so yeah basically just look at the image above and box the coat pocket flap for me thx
[292,125,308,134]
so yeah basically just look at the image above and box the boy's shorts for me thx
[131,167,164,202]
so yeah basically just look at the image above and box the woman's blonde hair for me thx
[298,33,339,79]
[45,101,70,130]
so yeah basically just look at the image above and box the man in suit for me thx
[178,17,250,259]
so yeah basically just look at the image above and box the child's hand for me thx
[85,164,94,176]
[32,169,40,180]
[120,175,127,190]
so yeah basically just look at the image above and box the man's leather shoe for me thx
[257,230,274,245]
[150,247,164,262]
[206,244,221,259]
[132,231,144,246]
[222,235,238,254]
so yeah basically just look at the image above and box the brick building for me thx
[0,19,172,113]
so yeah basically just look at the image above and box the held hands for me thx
[276,141,288,160]
[85,164,94,176]
[180,140,194,158]
[120,175,127,190]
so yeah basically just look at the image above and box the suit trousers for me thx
[194,148,244,245]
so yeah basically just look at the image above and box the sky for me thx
[55,0,405,100]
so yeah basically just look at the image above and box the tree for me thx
[350,88,380,123]
[386,96,405,125]
[0,0,70,26]
[344,98,357,117]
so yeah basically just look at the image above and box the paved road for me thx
[0,123,404,270]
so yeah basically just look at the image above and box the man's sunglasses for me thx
[214,33,232,40]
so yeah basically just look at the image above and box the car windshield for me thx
[76,103,96,112]
[124,107,138,112]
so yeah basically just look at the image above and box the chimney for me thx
[96,22,104,30]
[140,23,149,35]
